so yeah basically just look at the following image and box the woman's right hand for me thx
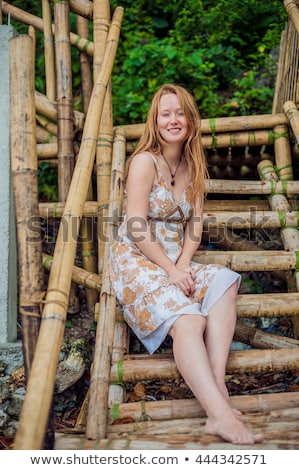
[166,266,195,297]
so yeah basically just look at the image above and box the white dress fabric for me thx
[109,153,240,354]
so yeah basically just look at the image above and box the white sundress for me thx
[109,153,240,354]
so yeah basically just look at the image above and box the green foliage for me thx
[38,163,58,202]
[3,0,288,123]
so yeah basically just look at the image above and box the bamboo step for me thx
[110,348,299,383]
[193,250,299,271]
[107,391,299,425]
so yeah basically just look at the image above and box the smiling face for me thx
[157,93,189,145]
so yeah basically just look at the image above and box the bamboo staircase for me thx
[2,0,299,451]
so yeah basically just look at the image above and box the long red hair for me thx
[128,83,209,209]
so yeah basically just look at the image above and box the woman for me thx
[109,84,263,445]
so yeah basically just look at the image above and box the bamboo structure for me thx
[4,0,299,451]
[13,6,124,450]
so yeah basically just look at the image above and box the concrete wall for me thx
[0,26,20,354]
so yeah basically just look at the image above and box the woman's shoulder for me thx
[128,151,158,173]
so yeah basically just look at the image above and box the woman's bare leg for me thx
[169,314,263,444]
[204,281,238,402]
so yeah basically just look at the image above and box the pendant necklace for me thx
[161,152,182,186]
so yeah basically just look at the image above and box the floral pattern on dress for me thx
[109,153,239,353]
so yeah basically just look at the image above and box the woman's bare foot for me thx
[205,411,264,445]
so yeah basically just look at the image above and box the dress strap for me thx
[146,152,161,178]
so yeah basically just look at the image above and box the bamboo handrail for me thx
[13,6,124,450]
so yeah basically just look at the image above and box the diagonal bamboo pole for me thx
[13,6,123,450]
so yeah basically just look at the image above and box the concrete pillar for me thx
[0,26,20,357]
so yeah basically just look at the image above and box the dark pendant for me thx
[171,180,175,186]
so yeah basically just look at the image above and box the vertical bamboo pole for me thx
[42,0,56,102]
[93,0,114,274]
[86,128,126,440]
[10,33,44,395]
[13,7,123,450]
[9,34,55,450]
[54,0,74,201]
[76,13,98,314]
[54,0,78,313]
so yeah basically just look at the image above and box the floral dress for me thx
[109,153,240,354]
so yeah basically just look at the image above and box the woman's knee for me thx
[169,314,206,339]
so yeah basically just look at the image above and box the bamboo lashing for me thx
[86,128,126,440]
[13,6,124,450]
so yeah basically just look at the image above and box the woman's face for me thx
[157,93,188,145]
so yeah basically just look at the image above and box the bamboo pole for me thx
[54,0,74,202]
[106,391,299,426]
[35,90,85,130]
[86,128,126,440]
[42,253,101,291]
[9,34,55,450]
[1,1,94,55]
[257,158,299,337]
[284,0,299,34]
[36,114,57,138]
[236,292,299,317]
[76,13,98,314]
[54,0,78,313]
[283,100,299,144]
[93,1,114,275]
[205,179,299,195]
[116,113,288,140]
[109,348,299,384]
[38,200,271,218]
[193,250,299,271]
[203,210,299,229]
[10,33,44,385]
[50,0,93,19]
[13,7,123,450]
[42,0,56,101]
[234,322,299,349]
